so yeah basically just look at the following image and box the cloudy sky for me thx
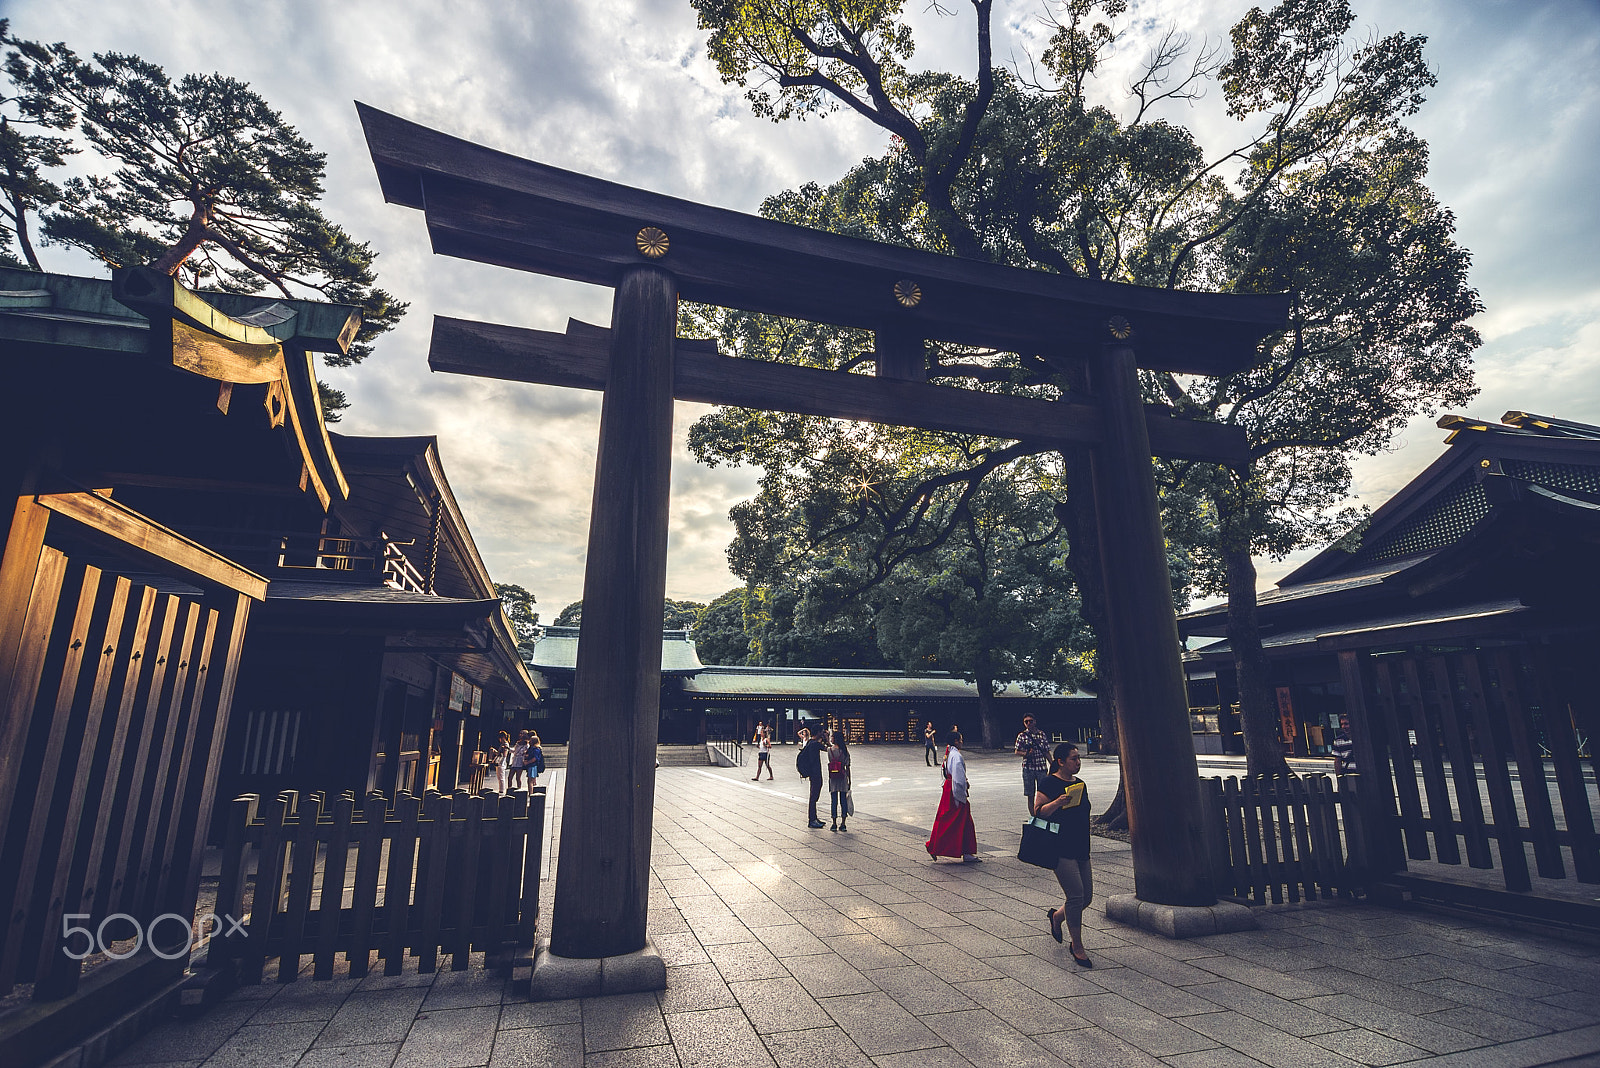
[9,0,1599,615]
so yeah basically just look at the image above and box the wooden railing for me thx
[211,786,545,984]
[1198,774,1369,905]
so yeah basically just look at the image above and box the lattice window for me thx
[1356,473,1489,562]
[1501,459,1600,498]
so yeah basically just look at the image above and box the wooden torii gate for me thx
[359,105,1288,980]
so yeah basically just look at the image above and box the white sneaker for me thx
[961,854,983,864]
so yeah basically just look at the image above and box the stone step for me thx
[655,745,712,767]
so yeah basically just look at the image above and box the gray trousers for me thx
[1054,855,1093,926]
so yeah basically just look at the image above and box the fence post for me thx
[1196,777,1232,903]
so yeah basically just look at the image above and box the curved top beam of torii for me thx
[357,104,1287,378]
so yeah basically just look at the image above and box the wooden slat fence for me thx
[210,785,546,983]
[1340,646,1600,893]
[1198,774,1369,905]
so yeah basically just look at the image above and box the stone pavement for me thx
[111,746,1600,1068]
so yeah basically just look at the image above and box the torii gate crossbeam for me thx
[358,104,1286,989]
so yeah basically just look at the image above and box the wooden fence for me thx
[211,786,546,984]
[1198,774,1368,905]
[1339,646,1600,893]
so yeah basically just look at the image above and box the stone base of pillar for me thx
[527,938,667,1001]
[1105,894,1258,939]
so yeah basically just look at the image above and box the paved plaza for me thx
[111,746,1600,1068]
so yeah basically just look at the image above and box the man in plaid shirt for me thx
[1014,714,1050,815]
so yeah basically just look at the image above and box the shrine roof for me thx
[358,104,1289,377]
[681,667,1093,702]
[528,626,705,676]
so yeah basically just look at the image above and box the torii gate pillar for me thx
[546,265,676,975]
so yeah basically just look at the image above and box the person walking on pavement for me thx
[796,725,826,828]
[925,727,980,863]
[924,721,939,767]
[752,723,774,780]
[1014,714,1050,816]
[827,729,852,832]
[1036,742,1094,967]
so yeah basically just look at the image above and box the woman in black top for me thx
[1034,742,1093,967]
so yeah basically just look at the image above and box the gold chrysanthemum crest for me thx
[1107,315,1132,340]
[635,226,670,259]
[893,279,922,307]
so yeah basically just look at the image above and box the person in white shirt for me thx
[924,727,980,863]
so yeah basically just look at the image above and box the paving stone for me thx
[760,1026,875,1068]
[919,1007,1071,1067]
[246,982,353,1025]
[865,964,977,1015]
[1408,979,1591,1031]
[935,925,1029,958]
[950,976,1090,1034]
[817,990,944,1056]
[1032,1026,1166,1068]
[737,902,811,929]
[1420,1006,1548,1043]
[581,992,670,1053]
[728,976,834,1033]
[783,952,876,997]
[393,1005,500,1068]
[1081,967,1215,1018]
[661,1007,775,1068]
[111,1004,260,1064]
[752,924,830,958]
[1184,1008,1364,1068]
[825,897,896,920]
[683,914,758,946]
[785,909,867,936]
[892,942,1004,984]
[1294,967,1458,1016]
[1189,954,1334,999]
[948,908,1036,939]
[706,942,790,982]
[354,970,437,993]
[485,1023,582,1068]
[296,1042,402,1068]
[422,970,509,1010]
[315,988,429,1046]
[581,1045,680,1068]
[1158,1049,1270,1067]
[1062,993,1217,1058]
[827,933,912,972]
[1303,1028,1429,1067]
[868,1048,975,1068]
[883,901,964,929]
[497,998,583,1031]
[1186,979,1347,1037]
[1539,989,1600,1017]
[650,933,712,967]
[850,915,943,947]
[202,1021,326,1068]
[1093,945,1220,988]
[654,963,738,1014]
[1299,994,1483,1055]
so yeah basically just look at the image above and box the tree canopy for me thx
[494,583,540,657]
[691,0,1481,774]
[0,26,407,418]
[552,599,706,631]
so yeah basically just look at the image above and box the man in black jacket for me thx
[796,726,826,828]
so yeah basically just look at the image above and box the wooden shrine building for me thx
[527,625,1098,745]
[1180,411,1600,897]
[0,266,531,1063]
[360,102,1289,971]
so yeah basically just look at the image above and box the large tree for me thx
[494,582,540,657]
[0,22,73,270]
[1,29,407,418]
[692,0,1480,775]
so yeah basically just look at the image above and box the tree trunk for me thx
[9,192,42,271]
[976,671,999,749]
[1225,543,1289,777]
[152,210,211,276]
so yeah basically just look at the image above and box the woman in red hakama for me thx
[925,728,980,862]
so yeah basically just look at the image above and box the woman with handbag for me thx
[1035,742,1093,966]
[827,729,852,832]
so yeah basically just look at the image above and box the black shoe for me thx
[808,819,826,828]
[1047,908,1063,944]
[1071,948,1093,968]
[830,823,838,832]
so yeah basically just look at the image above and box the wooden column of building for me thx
[1088,342,1216,907]
[549,265,677,959]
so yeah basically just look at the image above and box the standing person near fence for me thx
[494,731,511,793]
[508,731,528,791]
[926,728,980,863]
[1331,713,1358,776]
[827,729,852,832]
[526,731,545,787]
[1036,742,1093,967]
